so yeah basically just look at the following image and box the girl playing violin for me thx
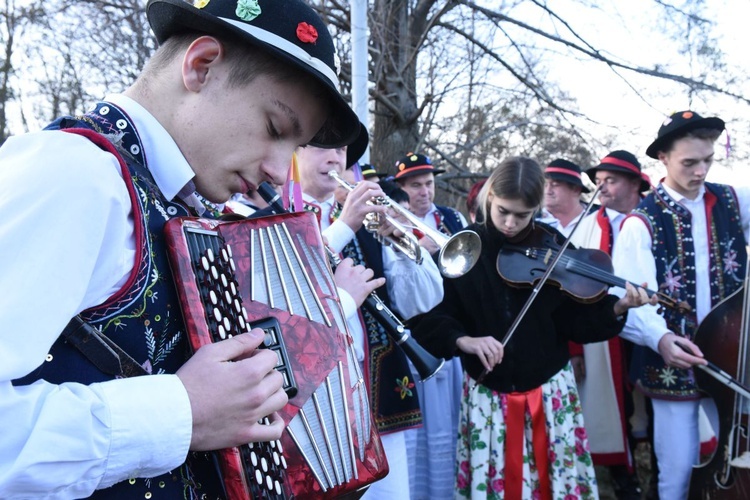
[411,156,655,499]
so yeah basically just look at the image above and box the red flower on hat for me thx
[682,111,694,119]
[297,22,318,44]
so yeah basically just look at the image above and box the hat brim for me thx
[645,116,725,159]
[545,172,591,193]
[345,123,369,168]
[394,166,445,181]
[146,0,359,148]
[586,166,651,192]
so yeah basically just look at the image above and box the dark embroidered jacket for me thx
[435,205,464,236]
[629,182,747,399]
[341,229,423,434]
[13,102,223,499]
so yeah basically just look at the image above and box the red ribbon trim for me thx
[545,166,581,179]
[600,156,640,176]
[505,387,552,500]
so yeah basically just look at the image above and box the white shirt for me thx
[537,207,586,237]
[304,193,444,361]
[612,183,750,354]
[0,94,194,497]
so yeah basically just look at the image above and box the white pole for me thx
[350,0,370,163]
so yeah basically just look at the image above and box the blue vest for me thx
[13,103,224,498]
[435,205,464,235]
[629,182,746,399]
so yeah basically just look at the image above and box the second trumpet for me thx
[328,170,482,278]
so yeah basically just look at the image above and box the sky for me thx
[531,0,750,186]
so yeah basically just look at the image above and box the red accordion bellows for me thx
[164,212,388,499]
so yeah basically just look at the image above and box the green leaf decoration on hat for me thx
[236,0,261,21]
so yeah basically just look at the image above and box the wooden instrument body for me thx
[165,212,388,499]
[689,286,750,499]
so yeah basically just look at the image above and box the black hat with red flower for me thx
[645,110,725,159]
[146,0,359,148]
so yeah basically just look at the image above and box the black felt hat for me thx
[345,122,369,168]
[586,150,651,192]
[393,152,445,181]
[359,163,383,179]
[146,0,359,148]
[645,110,725,159]
[544,158,591,193]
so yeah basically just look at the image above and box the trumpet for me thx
[328,170,482,278]
[256,181,445,381]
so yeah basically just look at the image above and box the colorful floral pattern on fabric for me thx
[455,364,597,499]
[395,376,416,399]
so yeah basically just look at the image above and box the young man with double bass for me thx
[613,111,750,499]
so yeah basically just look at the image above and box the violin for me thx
[496,224,689,313]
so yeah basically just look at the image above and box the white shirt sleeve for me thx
[323,219,356,253]
[0,131,191,497]
[611,215,670,353]
[382,245,444,320]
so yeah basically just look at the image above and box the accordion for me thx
[164,212,388,499]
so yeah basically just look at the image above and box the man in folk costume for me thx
[0,0,368,496]
[394,153,468,251]
[393,152,465,500]
[569,150,652,499]
[294,130,444,500]
[612,111,750,499]
[538,158,591,237]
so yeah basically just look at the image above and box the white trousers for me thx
[362,430,410,500]
[652,398,700,500]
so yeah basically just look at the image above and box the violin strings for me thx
[532,246,665,299]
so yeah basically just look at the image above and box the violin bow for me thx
[475,185,603,384]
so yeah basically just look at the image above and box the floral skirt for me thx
[455,363,598,499]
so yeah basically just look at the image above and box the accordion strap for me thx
[61,316,148,378]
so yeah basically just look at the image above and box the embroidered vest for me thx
[629,182,746,399]
[435,205,464,235]
[13,102,224,498]
[341,229,423,434]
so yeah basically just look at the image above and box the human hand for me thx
[570,355,586,383]
[339,180,386,232]
[657,332,707,369]
[333,257,386,307]
[456,335,504,372]
[177,329,288,451]
[418,235,440,255]
[613,282,658,316]
[375,207,408,241]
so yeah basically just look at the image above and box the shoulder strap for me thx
[61,316,148,378]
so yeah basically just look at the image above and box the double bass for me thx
[689,261,750,499]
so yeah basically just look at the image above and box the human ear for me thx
[182,36,224,92]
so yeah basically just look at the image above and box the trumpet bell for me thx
[438,229,482,278]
